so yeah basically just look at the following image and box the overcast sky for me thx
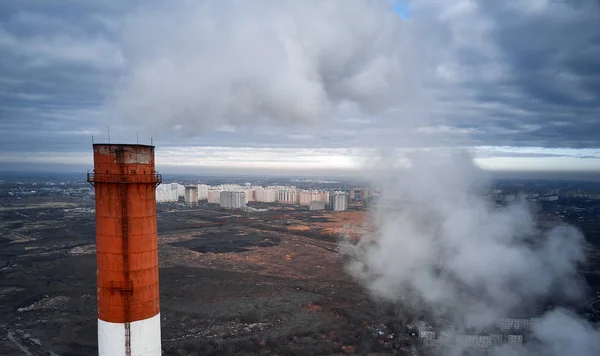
[0,0,599,174]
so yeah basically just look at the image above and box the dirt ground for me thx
[286,210,372,240]
[0,197,412,356]
[3,197,598,355]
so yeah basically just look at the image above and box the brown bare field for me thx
[288,210,371,240]
[160,226,345,281]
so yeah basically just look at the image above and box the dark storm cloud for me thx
[413,0,600,148]
[0,0,127,153]
[490,4,600,106]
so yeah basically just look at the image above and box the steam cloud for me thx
[345,152,600,355]
[112,0,419,133]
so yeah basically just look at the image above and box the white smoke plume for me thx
[345,151,600,355]
[111,0,420,134]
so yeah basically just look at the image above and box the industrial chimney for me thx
[88,144,162,356]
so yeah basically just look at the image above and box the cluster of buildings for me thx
[489,187,600,222]
[330,192,349,212]
[493,188,600,203]
[184,186,198,206]
[219,191,246,209]
[156,183,186,202]
[418,317,536,350]
[0,179,93,198]
[349,188,374,201]
[155,183,356,211]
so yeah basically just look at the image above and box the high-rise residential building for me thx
[298,190,311,206]
[156,183,185,202]
[174,184,183,201]
[361,188,373,200]
[329,191,348,212]
[507,335,523,344]
[197,184,209,200]
[348,188,374,201]
[455,335,492,349]
[317,191,329,203]
[220,191,246,209]
[155,184,171,202]
[184,186,198,206]
[207,189,221,204]
[254,186,279,202]
[244,188,255,203]
[497,318,536,331]
[278,188,298,204]
[309,200,326,211]
[298,190,329,206]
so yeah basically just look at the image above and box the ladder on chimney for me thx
[118,148,132,356]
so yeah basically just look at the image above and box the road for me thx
[7,332,33,356]
[6,331,58,356]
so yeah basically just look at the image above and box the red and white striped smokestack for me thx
[88,144,162,356]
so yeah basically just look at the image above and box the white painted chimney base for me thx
[98,313,161,356]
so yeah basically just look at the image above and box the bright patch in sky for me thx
[1,146,599,173]
[390,0,411,19]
